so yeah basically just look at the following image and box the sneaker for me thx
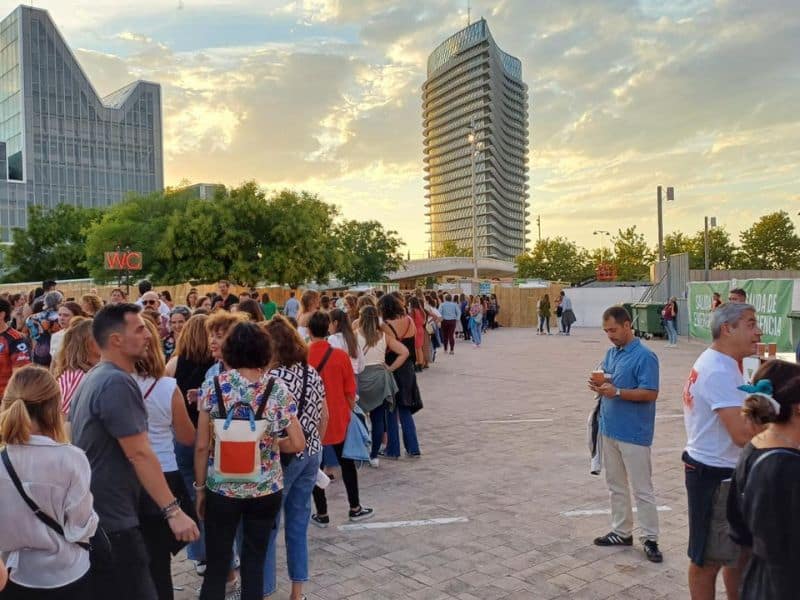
[348,506,375,522]
[311,514,329,528]
[369,457,380,468]
[643,540,663,563]
[224,578,241,600]
[406,452,421,458]
[593,532,633,546]
[194,560,207,576]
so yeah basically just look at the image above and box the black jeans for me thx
[0,572,91,599]
[313,442,360,514]
[90,526,156,600]
[200,490,282,600]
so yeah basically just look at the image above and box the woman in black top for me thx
[727,360,800,600]
[165,314,215,572]
[378,294,422,459]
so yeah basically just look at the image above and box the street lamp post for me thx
[657,186,675,262]
[593,230,610,255]
[704,216,717,281]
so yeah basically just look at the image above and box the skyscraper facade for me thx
[423,19,529,262]
[0,5,163,241]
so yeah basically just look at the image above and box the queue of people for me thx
[0,279,485,600]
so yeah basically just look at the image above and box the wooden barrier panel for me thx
[494,285,563,328]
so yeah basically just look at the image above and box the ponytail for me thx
[0,397,33,445]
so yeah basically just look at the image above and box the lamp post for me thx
[704,216,717,282]
[657,186,675,262]
[593,230,610,256]
[467,120,481,285]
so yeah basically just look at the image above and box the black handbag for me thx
[2,447,113,567]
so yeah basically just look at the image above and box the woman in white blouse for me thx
[0,365,98,598]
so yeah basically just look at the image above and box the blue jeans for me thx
[664,319,678,345]
[470,319,482,345]
[263,450,321,596]
[383,404,420,456]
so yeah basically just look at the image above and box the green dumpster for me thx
[632,302,666,339]
[789,311,800,359]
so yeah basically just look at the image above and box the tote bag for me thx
[342,405,371,465]
[212,377,274,482]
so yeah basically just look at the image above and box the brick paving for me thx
[173,327,725,599]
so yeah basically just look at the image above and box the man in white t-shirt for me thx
[682,302,763,600]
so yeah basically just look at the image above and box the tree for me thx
[663,231,693,259]
[612,226,655,281]
[515,237,594,284]
[435,240,471,258]
[84,191,193,283]
[663,228,738,269]
[736,211,800,269]
[334,220,404,284]
[260,190,340,287]
[5,204,103,282]
[157,182,269,285]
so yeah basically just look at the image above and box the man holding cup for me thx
[589,306,662,563]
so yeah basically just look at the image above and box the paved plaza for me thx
[173,326,721,599]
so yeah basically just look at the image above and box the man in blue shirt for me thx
[439,294,461,355]
[589,305,662,563]
[283,291,300,319]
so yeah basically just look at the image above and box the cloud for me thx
[45,0,800,254]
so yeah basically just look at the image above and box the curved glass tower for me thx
[423,19,529,261]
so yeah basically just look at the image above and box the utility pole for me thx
[536,215,541,242]
[704,216,717,282]
[656,185,675,262]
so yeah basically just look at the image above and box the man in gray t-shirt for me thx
[69,303,198,600]
[70,361,148,531]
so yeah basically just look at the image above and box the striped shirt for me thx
[58,369,86,415]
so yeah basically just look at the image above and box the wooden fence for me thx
[494,284,563,328]
[0,279,295,308]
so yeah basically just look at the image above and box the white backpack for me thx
[211,376,275,482]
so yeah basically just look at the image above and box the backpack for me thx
[211,376,275,482]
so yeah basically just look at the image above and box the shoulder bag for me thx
[2,448,113,568]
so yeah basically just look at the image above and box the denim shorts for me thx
[683,451,740,567]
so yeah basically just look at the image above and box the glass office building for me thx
[423,19,529,262]
[0,5,163,241]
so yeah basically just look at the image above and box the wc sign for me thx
[105,250,143,271]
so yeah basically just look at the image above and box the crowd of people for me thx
[589,287,800,600]
[0,278,493,600]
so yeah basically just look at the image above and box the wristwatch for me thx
[615,387,621,397]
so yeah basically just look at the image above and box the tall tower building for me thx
[423,19,529,262]
[0,5,163,240]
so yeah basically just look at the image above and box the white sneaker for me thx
[369,457,380,468]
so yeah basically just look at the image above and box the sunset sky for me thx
[10,0,799,257]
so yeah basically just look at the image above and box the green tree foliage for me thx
[260,189,340,288]
[736,211,800,270]
[612,226,655,281]
[434,240,471,257]
[515,237,594,284]
[663,228,737,269]
[84,191,193,283]
[334,220,404,284]
[157,182,269,285]
[5,204,103,282]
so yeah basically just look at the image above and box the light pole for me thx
[704,216,717,281]
[593,230,610,256]
[467,120,481,284]
[657,186,675,262]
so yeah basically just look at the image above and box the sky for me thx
[8,0,800,257]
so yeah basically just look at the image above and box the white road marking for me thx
[338,516,469,531]
[478,418,554,424]
[561,506,672,517]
